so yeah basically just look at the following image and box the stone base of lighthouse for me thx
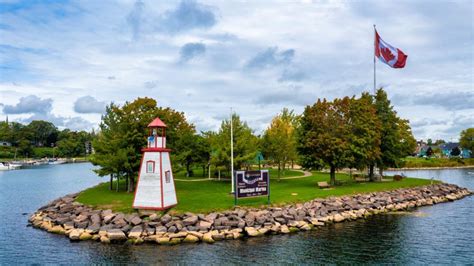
[133,150,177,210]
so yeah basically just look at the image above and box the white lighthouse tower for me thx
[133,117,178,210]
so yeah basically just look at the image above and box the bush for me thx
[0,147,15,158]
[32,147,55,158]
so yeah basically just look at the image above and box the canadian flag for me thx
[375,30,407,68]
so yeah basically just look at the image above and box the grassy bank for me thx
[400,157,474,168]
[76,171,435,214]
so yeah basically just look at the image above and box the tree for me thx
[56,131,92,158]
[26,120,58,147]
[374,88,416,178]
[347,93,381,180]
[210,114,258,175]
[460,128,474,154]
[298,97,353,185]
[262,108,298,181]
[91,97,196,192]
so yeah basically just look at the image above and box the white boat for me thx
[8,163,22,169]
[48,159,67,165]
[33,159,48,165]
[0,162,10,171]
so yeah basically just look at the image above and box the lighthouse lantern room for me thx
[133,117,178,210]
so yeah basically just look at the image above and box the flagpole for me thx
[230,107,235,194]
[373,24,376,95]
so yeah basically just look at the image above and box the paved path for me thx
[175,169,312,182]
[280,170,312,179]
[174,178,217,182]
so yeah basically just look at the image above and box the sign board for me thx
[234,170,270,204]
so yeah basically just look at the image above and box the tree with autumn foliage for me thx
[262,108,298,181]
[298,97,354,185]
[298,89,414,184]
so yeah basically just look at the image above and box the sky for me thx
[0,0,472,141]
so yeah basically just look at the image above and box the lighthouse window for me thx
[146,161,155,173]
[165,170,171,183]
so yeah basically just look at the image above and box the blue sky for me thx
[0,0,472,141]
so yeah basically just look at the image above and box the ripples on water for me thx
[0,164,473,264]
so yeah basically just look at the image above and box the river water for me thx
[0,164,473,264]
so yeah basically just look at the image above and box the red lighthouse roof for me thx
[148,117,167,128]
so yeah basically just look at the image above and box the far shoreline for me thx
[388,165,474,171]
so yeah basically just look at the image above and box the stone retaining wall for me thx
[29,183,472,245]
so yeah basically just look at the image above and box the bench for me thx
[317,181,330,189]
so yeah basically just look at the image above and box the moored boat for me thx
[0,162,9,171]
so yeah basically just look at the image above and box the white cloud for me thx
[0,0,472,138]
[74,96,106,114]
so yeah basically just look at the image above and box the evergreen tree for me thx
[210,113,258,175]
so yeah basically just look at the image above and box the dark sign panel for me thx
[235,170,269,198]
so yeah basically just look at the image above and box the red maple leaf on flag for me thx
[381,47,395,62]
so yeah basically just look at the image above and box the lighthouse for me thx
[133,117,178,210]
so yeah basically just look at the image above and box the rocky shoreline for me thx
[29,183,472,245]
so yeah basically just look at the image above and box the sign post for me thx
[234,170,270,205]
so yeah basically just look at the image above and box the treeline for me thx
[91,88,416,191]
[0,120,95,158]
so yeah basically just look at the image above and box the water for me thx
[1,164,473,264]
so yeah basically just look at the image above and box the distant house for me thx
[0,141,12,147]
[439,142,472,158]
[415,140,427,156]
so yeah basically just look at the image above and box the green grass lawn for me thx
[76,172,436,214]
[401,157,474,168]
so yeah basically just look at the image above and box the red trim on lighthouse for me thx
[142,147,171,152]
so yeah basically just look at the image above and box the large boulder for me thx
[90,214,101,225]
[106,229,127,241]
[79,232,93,241]
[68,229,84,241]
[156,237,171,245]
[183,216,198,226]
[130,216,142,226]
[198,221,212,230]
[183,234,199,243]
[128,226,143,239]
[245,227,261,237]
[333,213,345,223]
[160,214,172,224]
[202,232,215,244]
